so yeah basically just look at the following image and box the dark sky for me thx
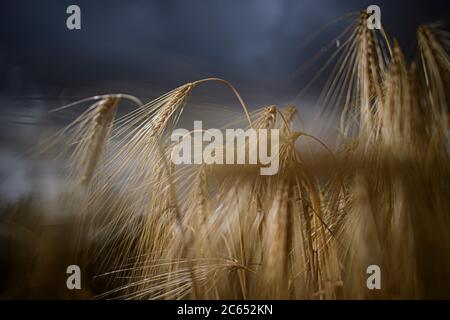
[0,0,449,103]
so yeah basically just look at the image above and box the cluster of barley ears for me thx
[49,13,449,299]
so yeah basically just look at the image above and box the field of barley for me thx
[0,12,449,299]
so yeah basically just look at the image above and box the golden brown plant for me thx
[44,14,450,300]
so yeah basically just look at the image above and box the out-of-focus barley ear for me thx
[417,25,450,141]
[261,175,292,299]
[252,105,277,129]
[281,105,297,135]
[80,96,119,185]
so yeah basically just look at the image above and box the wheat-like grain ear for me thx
[80,96,119,185]
[280,106,297,134]
[417,25,450,134]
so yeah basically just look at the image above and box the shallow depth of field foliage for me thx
[1,12,449,299]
